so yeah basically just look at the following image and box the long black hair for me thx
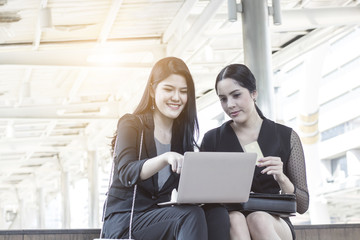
[111,57,199,152]
[215,63,264,118]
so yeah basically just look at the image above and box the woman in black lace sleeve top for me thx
[200,64,309,240]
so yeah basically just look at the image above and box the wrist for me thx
[278,174,295,194]
[277,173,288,185]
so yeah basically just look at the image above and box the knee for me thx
[246,211,270,233]
[204,204,229,225]
[181,205,206,224]
[175,206,208,239]
[229,211,246,228]
[229,211,246,223]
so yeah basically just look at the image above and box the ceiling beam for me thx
[272,26,355,71]
[279,6,360,31]
[0,101,121,119]
[0,144,85,153]
[33,0,48,50]
[162,0,197,43]
[62,69,88,105]
[98,0,123,44]
[0,48,156,68]
[167,0,225,57]
[16,68,32,107]
[203,6,360,36]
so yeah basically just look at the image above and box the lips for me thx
[229,110,240,117]
[167,103,182,110]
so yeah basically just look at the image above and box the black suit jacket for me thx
[105,112,183,218]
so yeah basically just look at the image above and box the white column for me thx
[298,44,330,224]
[88,150,100,228]
[37,188,45,228]
[241,0,275,119]
[61,170,70,228]
[347,150,360,177]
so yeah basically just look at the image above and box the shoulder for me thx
[201,120,232,151]
[203,127,219,139]
[203,120,232,139]
[117,112,153,129]
[117,113,138,128]
[263,118,292,136]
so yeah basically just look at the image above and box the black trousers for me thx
[103,204,229,240]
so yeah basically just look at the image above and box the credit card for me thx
[243,141,264,165]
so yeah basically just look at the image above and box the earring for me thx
[151,98,155,110]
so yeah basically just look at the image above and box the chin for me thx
[232,115,246,123]
[164,111,181,120]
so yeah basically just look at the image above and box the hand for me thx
[163,152,184,174]
[257,156,286,183]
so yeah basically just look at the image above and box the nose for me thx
[227,97,235,108]
[171,90,180,101]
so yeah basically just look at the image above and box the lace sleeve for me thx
[287,130,310,214]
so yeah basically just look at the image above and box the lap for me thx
[230,211,294,240]
[104,205,206,240]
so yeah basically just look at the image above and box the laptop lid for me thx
[176,151,257,204]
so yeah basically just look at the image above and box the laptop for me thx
[158,151,257,205]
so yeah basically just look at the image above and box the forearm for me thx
[140,155,168,180]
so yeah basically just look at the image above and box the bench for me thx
[1,224,360,240]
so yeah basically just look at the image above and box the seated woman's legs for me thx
[202,204,230,240]
[246,211,292,240]
[229,211,250,240]
[130,205,207,240]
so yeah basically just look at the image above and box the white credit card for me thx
[243,141,264,165]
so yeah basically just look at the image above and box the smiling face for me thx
[152,74,188,120]
[217,78,257,124]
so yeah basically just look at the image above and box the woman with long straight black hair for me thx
[103,57,230,240]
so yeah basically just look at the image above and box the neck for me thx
[232,113,263,145]
[233,112,262,132]
[153,110,173,144]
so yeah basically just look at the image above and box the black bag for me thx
[239,193,296,217]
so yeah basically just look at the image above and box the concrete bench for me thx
[1,224,360,240]
[295,224,360,240]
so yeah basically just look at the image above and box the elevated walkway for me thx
[1,224,360,240]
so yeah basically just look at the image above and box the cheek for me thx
[220,102,229,113]
[245,98,254,107]
[181,94,188,105]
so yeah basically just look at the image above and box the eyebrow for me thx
[218,89,240,97]
[162,84,187,89]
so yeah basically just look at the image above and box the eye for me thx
[233,93,241,98]
[163,87,172,92]
[219,97,227,103]
[180,89,188,94]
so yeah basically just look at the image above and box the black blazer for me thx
[200,117,292,194]
[105,112,183,218]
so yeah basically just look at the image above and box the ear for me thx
[251,90,258,100]
[150,86,155,98]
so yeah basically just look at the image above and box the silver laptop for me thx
[158,151,257,205]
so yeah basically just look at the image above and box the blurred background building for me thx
[0,0,359,229]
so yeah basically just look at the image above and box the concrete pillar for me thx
[241,0,275,120]
[61,170,70,228]
[37,188,45,228]
[347,150,360,177]
[298,44,330,224]
[88,150,100,228]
